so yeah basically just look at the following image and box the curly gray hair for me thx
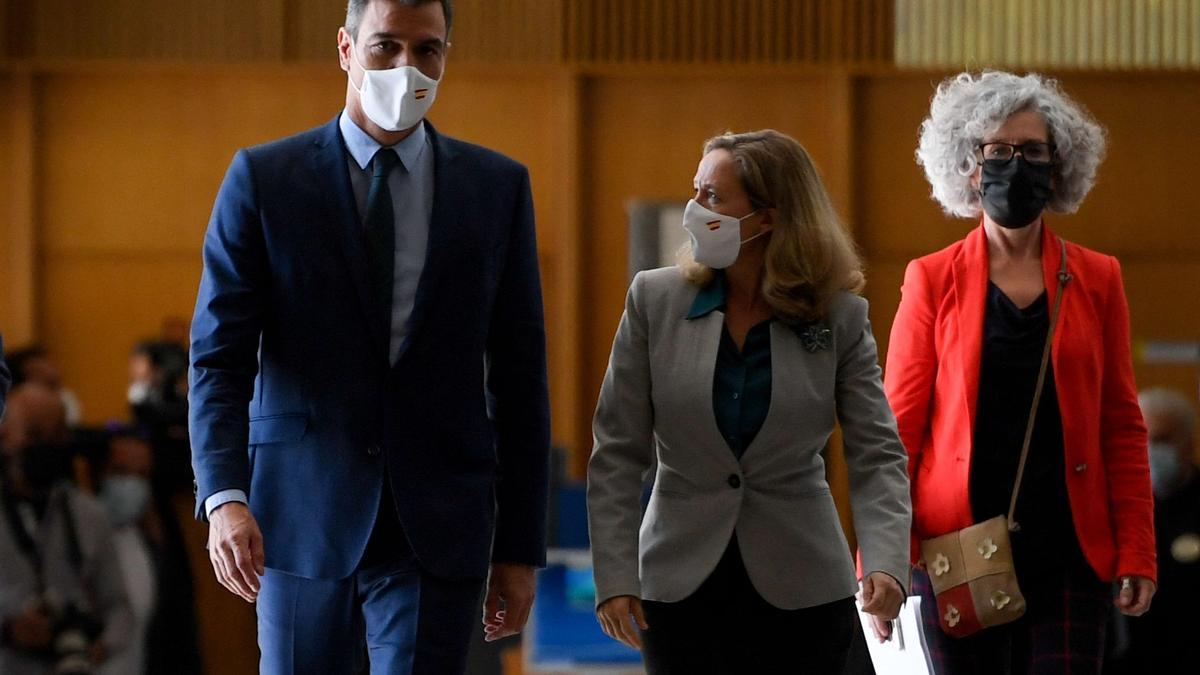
[916,71,1106,218]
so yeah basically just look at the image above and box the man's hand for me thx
[596,595,648,650]
[482,563,535,642]
[208,502,265,603]
[5,606,52,650]
[1115,575,1155,617]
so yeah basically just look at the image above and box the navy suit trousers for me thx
[256,483,485,675]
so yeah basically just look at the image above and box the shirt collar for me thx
[686,273,728,319]
[338,110,429,172]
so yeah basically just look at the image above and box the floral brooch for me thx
[797,324,832,352]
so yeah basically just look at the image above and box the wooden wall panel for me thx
[21,0,286,61]
[40,256,204,433]
[566,0,893,64]
[290,0,345,62]
[1061,74,1200,257]
[856,73,974,260]
[449,0,564,64]
[897,0,1200,69]
[0,0,7,58]
[38,71,343,255]
[1123,260,1200,400]
[0,73,36,347]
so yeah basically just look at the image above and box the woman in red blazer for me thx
[883,72,1156,675]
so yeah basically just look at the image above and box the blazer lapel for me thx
[683,310,742,470]
[310,117,387,352]
[1039,221,1069,368]
[395,122,460,364]
[953,224,989,436]
[736,322,790,463]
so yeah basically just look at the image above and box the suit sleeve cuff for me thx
[204,489,248,518]
[863,568,911,599]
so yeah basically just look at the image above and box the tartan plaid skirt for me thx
[912,563,1111,675]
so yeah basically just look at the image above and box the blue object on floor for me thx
[527,550,642,666]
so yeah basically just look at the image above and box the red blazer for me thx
[884,222,1156,583]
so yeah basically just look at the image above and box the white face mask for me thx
[127,381,152,406]
[348,41,439,132]
[681,199,767,269]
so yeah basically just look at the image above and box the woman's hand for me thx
[1115,575,1156,617]
[866,614,895,643]
[596,595,648,650]
[860,572,904,620]
[859,572,904,642]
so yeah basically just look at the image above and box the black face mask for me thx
[979,156,1054,229]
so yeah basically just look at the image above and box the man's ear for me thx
[337,27,353,73]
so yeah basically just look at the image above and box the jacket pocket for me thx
[248,413,309,445]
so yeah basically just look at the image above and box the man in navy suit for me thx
[188,1,550,672]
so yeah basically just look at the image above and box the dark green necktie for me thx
[364,148,399,331]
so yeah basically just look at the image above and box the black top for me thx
[687,274,773,459]
[970,281,1089,584]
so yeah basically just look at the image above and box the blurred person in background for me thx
[1,334,10,419]
[125,342,205,675]
[888,71,1155,674]
[128,340,191,493]
[93,431,157,675]
[0,384,132,675]
[1105,388,1199,675]
[5,347,84,429]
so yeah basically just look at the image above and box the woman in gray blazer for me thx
[587,129,912,673]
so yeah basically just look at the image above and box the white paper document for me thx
[855,596,936,675]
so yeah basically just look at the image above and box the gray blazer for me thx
[588,267,911,610]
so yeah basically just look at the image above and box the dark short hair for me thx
[6,345,48,387]
[345,0,453,39]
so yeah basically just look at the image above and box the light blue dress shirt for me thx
[204,112,435,518]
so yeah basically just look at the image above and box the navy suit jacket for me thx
[189,117,550,581]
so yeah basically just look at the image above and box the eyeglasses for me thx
[977,141,1056,166]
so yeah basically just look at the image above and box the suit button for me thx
[728,474,741,489]
[367,444,381,457]
[1074,463,1087,473]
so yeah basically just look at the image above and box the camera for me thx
[50,604,102,675]
[39,598,104,675]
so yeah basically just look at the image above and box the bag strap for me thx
[1006,237,1071,533]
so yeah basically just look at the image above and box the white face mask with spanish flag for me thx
[348,41,439,132]
[682,199,765,269]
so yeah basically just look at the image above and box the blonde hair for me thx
[679,129,864,323]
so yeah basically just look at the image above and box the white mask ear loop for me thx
[740,228,770,245]
[347,40,367,94]
[737,210,768,245]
